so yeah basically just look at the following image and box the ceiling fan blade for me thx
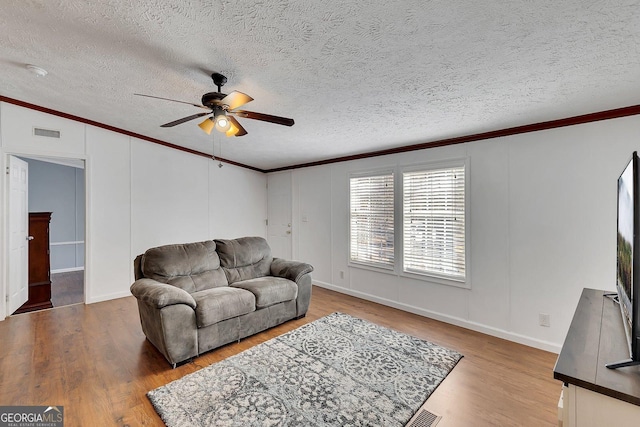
[134,93,209,110]
[161,112,210,127]
[232,110,294,126]
[226,116,248,137]
[220,91,254,111]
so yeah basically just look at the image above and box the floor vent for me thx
[406,408,442,427]
[33,127,61,138]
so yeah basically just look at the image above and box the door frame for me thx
[2,151,89,319]
[267,171,293,259]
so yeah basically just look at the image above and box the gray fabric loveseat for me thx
[130,236,313,367]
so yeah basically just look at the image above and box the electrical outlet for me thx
[539,313,551,327]
[340,270,345,279]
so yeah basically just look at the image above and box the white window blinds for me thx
[403,166,465,280]
[350,173,394,268]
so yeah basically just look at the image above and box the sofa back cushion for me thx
[141,240,228,293]
[215,237,273,284]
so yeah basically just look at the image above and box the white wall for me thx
[209,162,268,240]
[85,126,132,304]
[278,115,640,353]
[0,102,268,314]
[130,140,211,256]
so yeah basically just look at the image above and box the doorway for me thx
[14,155,85,313]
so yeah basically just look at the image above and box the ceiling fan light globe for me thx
[226,122,239,137]
[198,118,215,134]
[215,115,231,132]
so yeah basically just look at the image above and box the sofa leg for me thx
[296,314,306,320]
[171,357,194,369]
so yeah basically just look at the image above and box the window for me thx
[349,172,394,269]
[403,165,466,281]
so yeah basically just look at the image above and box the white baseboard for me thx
[313,280,561,354]
[86,290,131,304]
[51,266,85,274]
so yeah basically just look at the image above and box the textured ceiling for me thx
[1,1,640,170]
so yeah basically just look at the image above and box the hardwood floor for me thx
[0,286,561,426]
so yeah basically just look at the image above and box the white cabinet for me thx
[561,384,640,427]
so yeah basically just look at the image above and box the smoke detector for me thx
[26,64,48,77]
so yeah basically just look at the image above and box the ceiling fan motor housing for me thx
[201,92,227,108]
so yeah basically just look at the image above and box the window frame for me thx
[347,158,470,289]
[399,158,470,289]
[348,169,396,272]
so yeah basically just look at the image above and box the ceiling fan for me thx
[135,72,294,137]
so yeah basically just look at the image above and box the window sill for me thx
[348,261,397,277]
[400,270,470,289]
[348,262,471,289]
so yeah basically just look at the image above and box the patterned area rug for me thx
[148,312,462,427]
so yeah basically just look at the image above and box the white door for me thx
[8,155,29,314]
[267,172,292,259]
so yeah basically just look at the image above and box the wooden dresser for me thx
[554,288,640,426]
[15,212,53,313]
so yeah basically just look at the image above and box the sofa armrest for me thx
[130,279,196,310]
[270,258,314,283]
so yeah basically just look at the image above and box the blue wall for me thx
[23,158,85,272]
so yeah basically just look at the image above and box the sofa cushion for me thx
[141,240,228,293]
[191,287,255,328]
[230,277,298,309]
[215,237,273,284]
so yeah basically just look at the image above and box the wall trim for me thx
[50,240,85,246]
[86,290,131,305]
[0,96,263,173]
[51,266,84,274]
[313,280,561,354]
[266,104,640,173]
[4,95,640,177]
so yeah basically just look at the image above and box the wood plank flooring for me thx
[0,286,561,426]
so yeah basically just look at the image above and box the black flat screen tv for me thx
[607,151,640,369]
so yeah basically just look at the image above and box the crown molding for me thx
[266,104,640,173]
[3,95,639,175]
[0,95,264,173]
